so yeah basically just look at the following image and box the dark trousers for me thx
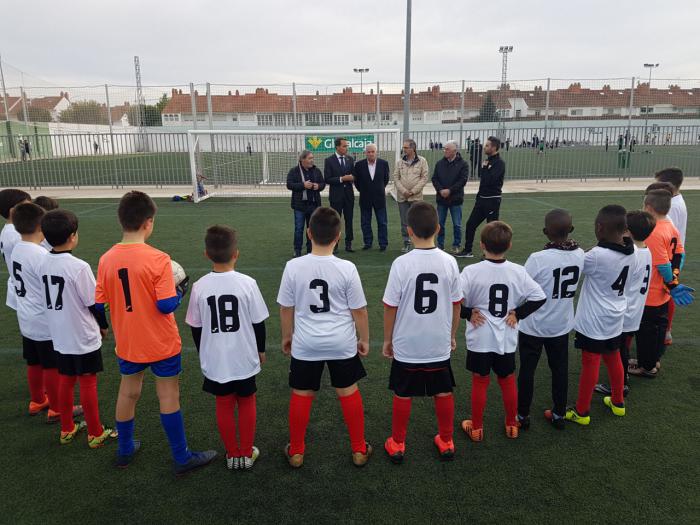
[517,332,569,417]
[331,198,354,246]
[619,332,634,386]
[464,197,501,252]
[635,302,669,371]
[360,205,388,248]
[293,206,317,253]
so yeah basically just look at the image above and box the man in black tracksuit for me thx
[456,136,505,258]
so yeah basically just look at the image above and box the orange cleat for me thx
[46,405,84,424]
[505,424,519,439]
[383,437,406,464]
[433,434,455,461]
[461,420,483,442]
[28,396,49,416]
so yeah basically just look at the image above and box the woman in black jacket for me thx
[287,150,325,257]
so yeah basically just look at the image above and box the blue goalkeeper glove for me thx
[670,284,695,306]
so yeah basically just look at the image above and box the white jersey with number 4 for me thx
[10,241,50,341]
[40,252,102,355]
[277,254,367,361]
[573,241,636,340]
[382,248,462,364]
[622,245,652,333]
[0,224,21,310]
[668,194,687,245]
[519,247,585,338]
[460,260,546,355]
[186,271,269,383]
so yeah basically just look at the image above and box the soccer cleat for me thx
[433,435,455,461]
[47,404,83,424]
[88,427,118,449]
[352,442,372,468]
[516,414,530,431]
[603,396,626,417]
[664,331,672,346]
[60,420,87,445]
[174,450,218,477]
[241,447,260,470]
[115,440,141,469]
[284,444,304,469]
[226,456,241,470]
[29,396,50,416]
[460,420,483,442]
[564,408,590,426]
[455,249,474,258]
[595,383,630,397]
[383,437,405,464]
[544,409,566,430]
[628,366,658,379]
[505,424,519,439]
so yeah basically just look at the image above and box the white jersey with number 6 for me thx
[622,245,652,333]
[382,248,462,364]
[10,241,50,341]
[1,224,21,310]
[519,247,585,338]
[186,271,269,383]
[573,242,636,340]
[277,254,367,361]
[460,260,545,355]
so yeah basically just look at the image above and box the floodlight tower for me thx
[643,62,659,143]
[134,55,148,151]
[353,67,369,129]
[497,45,513,139]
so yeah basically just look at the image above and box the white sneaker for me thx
[241,446,260,470]
[226,456,241,470]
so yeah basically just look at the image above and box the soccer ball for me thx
[171,260,187,286]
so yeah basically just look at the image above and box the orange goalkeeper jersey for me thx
[645,218,684,307]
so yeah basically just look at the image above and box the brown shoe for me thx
[352,442,372,467]
[284,444,304,468]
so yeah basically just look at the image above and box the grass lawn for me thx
[1,191,698,524]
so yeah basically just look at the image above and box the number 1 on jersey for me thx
[118,268,133,312]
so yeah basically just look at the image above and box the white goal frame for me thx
[187,128,402,202]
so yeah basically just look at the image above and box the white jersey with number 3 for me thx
[0,224,21,310]
[382,248,462,363]
[460,260,546,355]
[622,245,652,333]
[277,254,367,361]
[10,241,50,341]
[186,271,269,383]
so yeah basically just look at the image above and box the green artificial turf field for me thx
[1,192,698,524]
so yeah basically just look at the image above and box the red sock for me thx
[289,392,313,456]
[215,394,239,457]
[58,374,77,432]
[78,374,102,436]
[391,395,412,444]
[471,374,490,429]
[43,367,60,412]
[602,351,625,405]
[497,374,518,427]
[237,393,257,457]
[575,350,601,415]
[339,390,366,454]
[27,365,44,404]
[433,394,454,442]
[667,299,675,332]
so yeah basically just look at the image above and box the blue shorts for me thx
[118,354,182,378]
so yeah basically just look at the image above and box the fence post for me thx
[627,76,635,142]
[292,82,298,130]
[189,82,198,130]
[376,81,381,127]
[20,87,38,189]
[0,54,15,159]
[459,79,465,148]
[206,82,214,131]
[104,84,119,187]
[544,77,551,141]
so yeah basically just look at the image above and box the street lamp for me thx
[498,46,513,139]
[354,67,369,129]
[643,63,659,143]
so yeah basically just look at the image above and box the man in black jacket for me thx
[353,143,390,251]
[456,136,505,258]
[431,140,468,253]
[324,137,355,252]
[287,150,325,257]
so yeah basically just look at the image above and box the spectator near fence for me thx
[287,150,325,257]
[353,143,390,251]
[431,140,468,253]
[393,138,429,253]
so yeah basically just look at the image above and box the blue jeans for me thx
[294,207,316,253]
[360,205,388,248]
[437,204,463,248]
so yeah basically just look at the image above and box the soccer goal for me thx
[187,128,402,201]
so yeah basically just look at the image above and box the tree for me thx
[155,93,170,114]
[127,104,163,127]
[17,106,52,122]
[59,101,108,125]
[478,94,498,123]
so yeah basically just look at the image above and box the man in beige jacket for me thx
[393,138,429,252]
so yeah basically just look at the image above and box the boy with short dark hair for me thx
[277,207,371,468]
[382,201,462,463]
[96,191,216,475]
[40,209,116,447]
[34,196,58,251]
[517,209,584,430]
[459,221,546,441]
[186,225,269,470]
[1,189,31,313]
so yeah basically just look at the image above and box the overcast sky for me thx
[2,0,699,88]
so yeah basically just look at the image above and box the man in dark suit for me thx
[324,137,355,252]
[353,143,389,251]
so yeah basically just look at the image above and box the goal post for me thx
[187,128,402,201]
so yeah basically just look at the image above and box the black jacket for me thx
[431,152,469,206]
[286,163,325,211]
[324,153,355,206]
[476,153,505,198]
[353,158,390,209]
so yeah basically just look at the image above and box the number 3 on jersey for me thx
[309,279,330,313]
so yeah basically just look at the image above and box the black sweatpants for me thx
[463,196,501,252]
[331,198,354,246]
[635,302,669,371]
[517,332,569,417]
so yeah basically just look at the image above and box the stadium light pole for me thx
[498,45,513,139]
[354,67,369,129]
[403,0,412,138]
[643,63,659,143]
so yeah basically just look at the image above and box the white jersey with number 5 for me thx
[460,260,545,355]
[573,241,636,340]
[277,254,367,361]
[1,224,21,310]
[622,245,652,333]
[10,241,50,341]
[519,247,585,338]
[186,271,269,383]
[382,248,462,364]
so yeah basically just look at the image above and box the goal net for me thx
[187,128,402,201]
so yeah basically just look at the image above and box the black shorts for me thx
[57,349,104,376]
[574,332,622,354]
[22,337,58,369]
[203,375,257,397]
[466,350,515,377]
[289,354,366,391]
[389,358,455,397]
